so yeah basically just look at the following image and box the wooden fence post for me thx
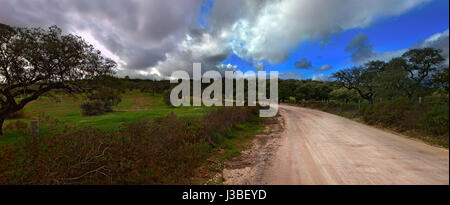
[30,120,39,143]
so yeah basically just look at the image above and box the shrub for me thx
[87,87,122,111]
[80,87,122,116]
[329,88,359,103]
[419,105,449,136]
[80,100,107,116]
[378,98,409,126]
[359,99,449,140]
[360,105,376,124]
[360,98,411,127]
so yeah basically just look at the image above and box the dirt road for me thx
[224,104,449,185]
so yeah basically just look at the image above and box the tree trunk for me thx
[0,117,4,136]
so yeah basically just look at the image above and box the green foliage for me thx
[433,67,449,93]
[329,88,359,103]
[361,98,411,126]
[376,57,415,99]
[419,105,449,136]
[360,99,448,143]
[279,79,336,102]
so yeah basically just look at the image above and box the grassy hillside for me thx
[1,90,213,144]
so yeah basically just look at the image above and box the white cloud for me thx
[279,71,304,80]
[220,0,429,64]
[316,64,333,71]
[217,64,238,71]
[253,62,266,71]
[152,31,233,77]
[312,73,330,81]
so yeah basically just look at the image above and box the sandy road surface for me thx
[259,104,449,185]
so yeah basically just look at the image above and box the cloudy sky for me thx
[0,0,448,80]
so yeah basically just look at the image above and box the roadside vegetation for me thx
[280,48,449,147]
[0,103,261,184]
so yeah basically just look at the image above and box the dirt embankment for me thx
[222,115,284,185]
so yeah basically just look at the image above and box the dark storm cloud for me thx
[345,33,376,64]
[0,0,203,71]
[294,58,313,69]
[206,0,271,32]
[205,52,231,63]
[346,29,449,65]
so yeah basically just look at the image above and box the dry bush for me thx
[0,106,259,184]
[3,120,28,134]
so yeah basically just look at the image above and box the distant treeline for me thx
[100,47,448,106]
[280,47,448,104]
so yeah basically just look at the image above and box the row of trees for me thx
[279,79,361,103]
[333,48,448,104]
[280,48,448,105]
[279,79,334,102]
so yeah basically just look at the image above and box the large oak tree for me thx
[0,24,116,135]
[401,48,445,98]
[332,61,384,105]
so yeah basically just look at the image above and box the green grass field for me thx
[1,90,214,144]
